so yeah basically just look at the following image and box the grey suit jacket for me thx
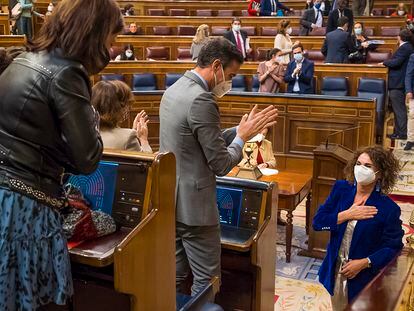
[300,8,324,36]
[159,71,243,226]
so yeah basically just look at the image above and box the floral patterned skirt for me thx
[0,188,73,310]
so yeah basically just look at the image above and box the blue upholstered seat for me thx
[231,75,247,92]
[165,73,183,89]
[101,74,124,81]
[132,73,157,91]
[251,75,260,92]
[357,78,386,141]
[321,77,349,96]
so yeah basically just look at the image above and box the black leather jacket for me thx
[0,49,103,198]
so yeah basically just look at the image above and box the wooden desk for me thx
[0,13,9,35]
[0,35,25,47]
[229,168,312,262]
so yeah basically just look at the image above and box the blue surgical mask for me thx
[314,2,321,9]
[293,53,303,62]
[354,28,362,35]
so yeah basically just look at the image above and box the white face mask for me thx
[286,27,292,35]
[275,56,283,63]
[397,10,405,16]
[248,133,265,143]
[232,25,241,32]
[212,65,232,98]
[354,165,377,186]
[47,4,53,12]
[125,51,133,58]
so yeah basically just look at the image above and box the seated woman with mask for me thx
[92,80,152,153]
[349,22,377,63]
[313,146,403,310]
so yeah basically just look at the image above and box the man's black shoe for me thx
[404,141,414,151]
[389,133,408,140]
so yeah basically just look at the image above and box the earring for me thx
[375,180,381,192]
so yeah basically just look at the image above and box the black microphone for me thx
[325,125,361,149]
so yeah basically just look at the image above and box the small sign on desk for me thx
[259,168,279,176]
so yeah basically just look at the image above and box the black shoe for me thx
[388,133,408,140]
[404,141,414,151]
[277,217,287,226]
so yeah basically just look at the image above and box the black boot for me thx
[404,141,414,151]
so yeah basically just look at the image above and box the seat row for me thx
[128,24,402,37]
[145,7,405,17]
[110,45,392,63]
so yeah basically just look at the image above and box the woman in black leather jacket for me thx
[349,22,377,63]
[0,0,123,309]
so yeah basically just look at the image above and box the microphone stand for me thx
[325,125,361,149]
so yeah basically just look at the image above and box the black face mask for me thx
[88,49,111,75]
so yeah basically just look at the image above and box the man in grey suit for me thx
[300,0,324,35]
[159,38,278,296]
[321,16,355,63]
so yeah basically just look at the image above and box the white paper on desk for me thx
[259,168,279,176]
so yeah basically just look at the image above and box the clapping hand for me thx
[133,110,149,142]
[237,105,278,142]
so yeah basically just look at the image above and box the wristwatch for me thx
[366,257,372,268]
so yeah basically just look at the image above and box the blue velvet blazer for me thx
[313,180,404,302]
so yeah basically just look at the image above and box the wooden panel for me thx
[0,35,25,47]
[122,16,406,36]
[129,91,376,158]
[0,13,9,35]
[96,61,388,97]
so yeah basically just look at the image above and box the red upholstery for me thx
[147,9,164,16]
[304,49,325,63]
[256,48,270,61]
[109,46,123,60]
[217,10,234,16]
[291,26,301,36]
[366,50,392,64]
[261,27,278,36]
[364,27,374,36]
[177,25,196,36]
[177,48,192,61]
[196,9,213,16]
[153,26,172,35]
[309,27,326,36]
[169,9,187,16]
[380,26,400,37]
[146,47,170,60]
[211,26,228,36]
[371,8,383,16]
[241,26,256,36]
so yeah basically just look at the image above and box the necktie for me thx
[271,0,276,12]
[315,9,320,23]
[256,142,264,165]
[236,32,243,55]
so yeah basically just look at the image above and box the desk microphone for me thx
[325,125,361,149]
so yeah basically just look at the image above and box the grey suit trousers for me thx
[176,222,221,296]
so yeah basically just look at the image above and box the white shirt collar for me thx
[400,41,407,47]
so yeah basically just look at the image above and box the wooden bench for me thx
[95,61,388,96]
[0,13,9,35]
[123,91,376,160]
[0,35,25,47]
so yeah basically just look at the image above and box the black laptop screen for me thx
[216,185,243,227]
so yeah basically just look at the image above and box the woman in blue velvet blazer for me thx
[313,146,403,310]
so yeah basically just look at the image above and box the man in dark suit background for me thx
[326,0,353,33]
[223,17,252,60]
[284,43,315,94]
[300,0,325,36]
[321,16,355,63]
[383,29,414,140]
[260,0,292,16]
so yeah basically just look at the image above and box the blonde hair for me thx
[193,24,210,44]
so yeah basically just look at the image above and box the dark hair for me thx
[124,4,134,10]
[292,42,304,52]
[277,20,290,36]
[232,17,242,24]
[197,38,244,69]
[28,0,124,75]
[338,16,349,27]
[120,44,135,60]
[344,146,400,194]
[92,80,134,129]
[266,48,281,61]
[399,29,414,44]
